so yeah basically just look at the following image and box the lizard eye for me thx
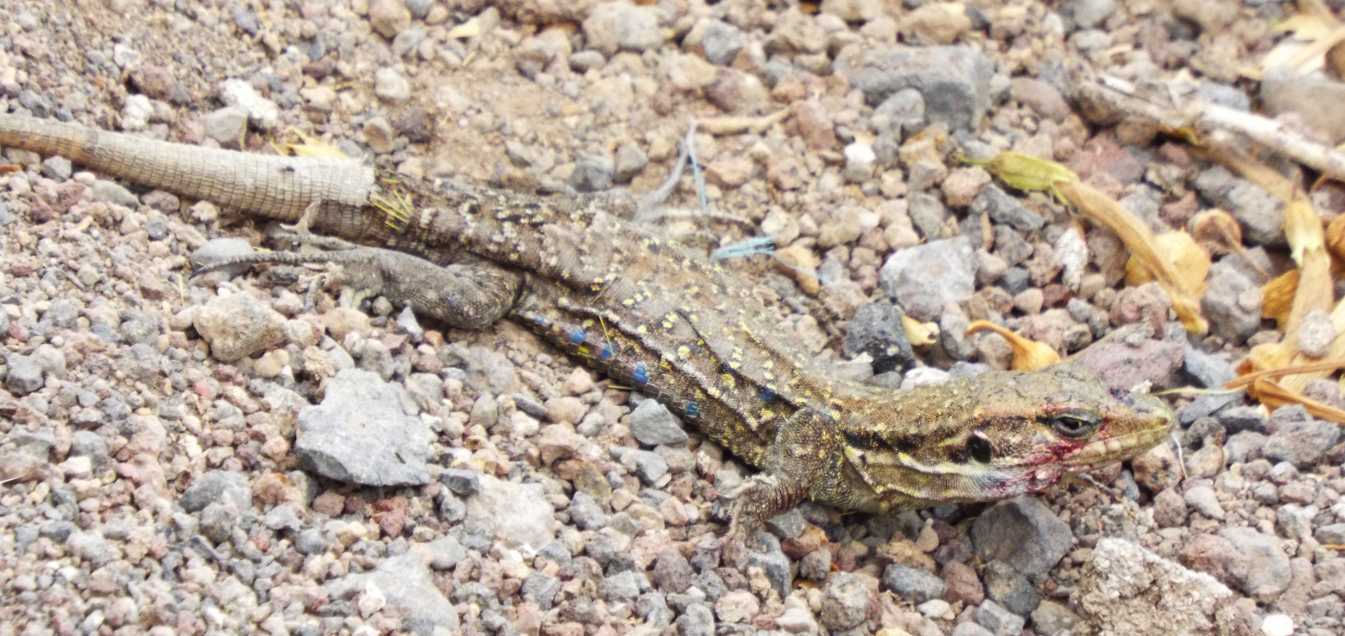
[1048,413,1101,439]
[966,433,993,463]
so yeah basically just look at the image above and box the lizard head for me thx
[835,364,1174,512]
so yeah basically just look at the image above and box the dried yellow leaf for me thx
[965,320,1061,371]
[273,129,350,159]
[1056,180,1210,335]
[1262,269,1300,327]
[1189,209,1244,255]
[902,315,940,347]
[1226,358,1345,389]
[1125,231,1210,298]
[1248,378,1345,424]
[1327,214,1345,261]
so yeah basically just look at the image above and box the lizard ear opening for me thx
[966,432,993,463]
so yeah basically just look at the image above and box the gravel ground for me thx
[2,1,1344,635]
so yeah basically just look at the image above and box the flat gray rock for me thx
[295,368,432,487]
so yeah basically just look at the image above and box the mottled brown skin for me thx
[2,113,1176,540]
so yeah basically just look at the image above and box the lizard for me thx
[0,111,1175,545]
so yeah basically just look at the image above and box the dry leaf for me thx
[1328,38,1345,79]
[1248,377,1345,424]
[1327,214,1345,261]
[1226,358,1345,389]
[273,129,350,159]
[1262,269,1300,327]
[1189,209,1245,255]
[1254,1,1345,79]
[902,315,940,347]
[965,320,1061,370]
[0,164,19,174]
[1125,231,1210,298]
[1056,180,1210,335]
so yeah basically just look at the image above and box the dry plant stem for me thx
[1070,73,1345,182]
[1225,358,1345,389]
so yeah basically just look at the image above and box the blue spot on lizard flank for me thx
[568,327,586,345]
[685,401,701,418]
[633,362,649,385]
[758,387,777,402]
[599,341,616,360]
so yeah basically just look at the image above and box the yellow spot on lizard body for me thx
[720,373,736,389]
[676,345,690,359]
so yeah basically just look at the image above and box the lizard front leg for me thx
[725,407,843,558]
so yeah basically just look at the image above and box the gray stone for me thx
[1069,0,1116,29]
[676,603,716,636]
[882,564,945,603]
[1183,345,1234,388]
[374,68,411,103]
[971,497,1073,576]
[872,88,926,137]
[4,355,44,395]
[844,301,915,373]
[1075,539,1234,634]
[41,155,72,180]
[91,180,139,207]
[193,292,286,362]
[181,470,251,513]
[67,531,118,566]
[971,184,1044,233]
[190,237,256,277]
[1183,485,1225,520]
[628,400,689,446]
[522,572,561,609]
[818,571,872,631]
[614,142,648,183]
[1201,259,1262,343]
[203,107,247,145]
[1217,527,1292,599]
[908,191,948,238]
[1314,523,1345,545]
[583,2,663,55]
[219,79,279,131]
[1263,416,1341,469]
[1193,166,1284,246]
[295,368,432,486]
[602,570,644,602]
[841,45,995,131]
[653,548,695,594]
[974,599,1026,636]
[568,491,608,530]
[568,154,614,192]
[200,501,239,543]
[326,551,458,635]
[463,473,557,551]
[984,561,1040,615]
[440,469,481,496]
[880,235,976,321]
[687,18,744,66]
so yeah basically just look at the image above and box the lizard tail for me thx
[0,111,375,222]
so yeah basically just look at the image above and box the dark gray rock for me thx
[1200,259,1262,343]
[975,599,1026,636]
[984,561,1040,615]
[882,564,946,603]
[1183,345,1234,388]
[1193,166,1284,246]
[181,470,251,513]
[628,400,689,446]
[971,497,1073,576]
[972,184,1044,233]
[841,45,994,131]
[843,301,915,373]
[1263,415,1341,469]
